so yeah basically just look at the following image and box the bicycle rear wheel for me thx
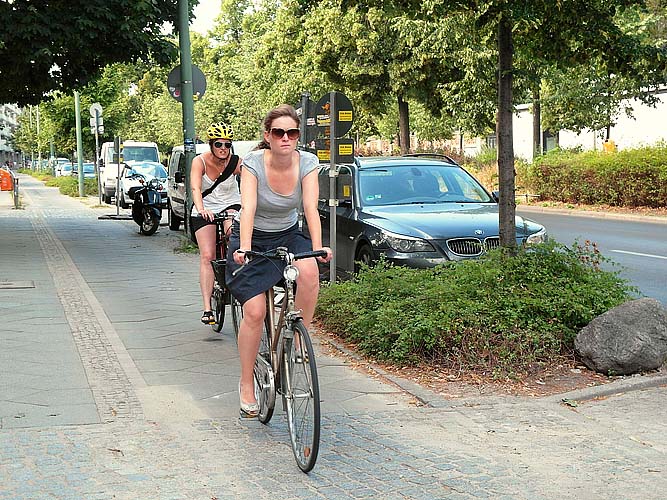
[230,296,242,340]
[282,320,320,473]
[255,313,275,423]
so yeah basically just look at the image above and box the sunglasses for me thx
[213,141,233,149]
[270,127,300,140]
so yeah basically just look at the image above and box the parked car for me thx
[54,157,71,177]
[71,162,96,179]
[166,140,259,231]
[117,160,168,209]
[315,154,547,274]
[99,141,160,204]
[57,162,73,177]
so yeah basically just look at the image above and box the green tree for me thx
[0,0,187,105]
[338,0,667,248]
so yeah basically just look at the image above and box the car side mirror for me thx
[174,171,184,183]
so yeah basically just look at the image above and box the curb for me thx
[517,205,667,225]
[319,333,667,409]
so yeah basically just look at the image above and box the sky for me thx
[190,0,222,36]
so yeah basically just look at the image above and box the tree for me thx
[0,0,187,105]
[340,0,667,248]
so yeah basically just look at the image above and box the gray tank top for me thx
[240,149,319,232]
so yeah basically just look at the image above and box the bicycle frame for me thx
[264,272,300,393]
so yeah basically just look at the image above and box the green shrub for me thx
[316,241,637,377]
[528,145,667,207]
[46,176,98,197]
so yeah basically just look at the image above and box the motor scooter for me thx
[129,174,163,235]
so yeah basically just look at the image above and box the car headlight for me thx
[526,227,547,246]
[382,231,434,253]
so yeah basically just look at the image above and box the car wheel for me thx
[354,244,373,274]
[103,193,112,204]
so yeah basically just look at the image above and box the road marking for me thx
[610,249,667,260]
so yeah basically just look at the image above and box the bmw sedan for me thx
[316,155,547,274]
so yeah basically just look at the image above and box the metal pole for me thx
[74,91,85,197]
[178,0,196,239]
[299,92,310,150]
[114,135,121,216]
[94,110,102,204]
[36,106,41,172]
[329,91,338,283]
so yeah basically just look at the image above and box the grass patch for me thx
[174,236,199,254]
[316,240,637,378]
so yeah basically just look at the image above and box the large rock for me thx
[575,298,667,375]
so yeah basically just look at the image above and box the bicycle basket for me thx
[210,259,227,284]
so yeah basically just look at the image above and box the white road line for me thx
[610,249,667,260]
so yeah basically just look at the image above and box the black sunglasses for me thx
[270,127,300,140]
[213,141,233,149]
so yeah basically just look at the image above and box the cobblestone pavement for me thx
[1,176,666,499]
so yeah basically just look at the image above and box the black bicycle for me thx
[209,210,239,333]
[233,247,326,473]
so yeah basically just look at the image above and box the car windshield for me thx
[127,163,167,178]
[122,147,159,162]
[358,164,493,207]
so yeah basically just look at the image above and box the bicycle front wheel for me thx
[210,285,224,333]
[282,320,320,473]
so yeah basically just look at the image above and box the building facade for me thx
[0,104,20,166]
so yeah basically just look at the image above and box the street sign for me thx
[315,91,354,137]
[167,64,207,102]
[315,138,355,163]
[89,102,103,118]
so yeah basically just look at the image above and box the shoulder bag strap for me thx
[201,155,239,199]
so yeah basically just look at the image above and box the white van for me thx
[166,140,259,230]
[99,140,160,204]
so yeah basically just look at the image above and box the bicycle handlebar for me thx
[232,247,327,277]
[244,247,327,261]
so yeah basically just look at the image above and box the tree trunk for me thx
[532,86,541,159]
[398,95,410,155]
[497,10,516,250]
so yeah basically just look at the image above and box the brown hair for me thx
[257,104,300,149]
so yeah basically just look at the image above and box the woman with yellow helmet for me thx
[190,122,243,325]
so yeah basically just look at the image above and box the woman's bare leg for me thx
[238,294,265,404]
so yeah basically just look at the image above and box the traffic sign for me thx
[315,92,354,137]
[89,102,103,118]
[167,64,207,102]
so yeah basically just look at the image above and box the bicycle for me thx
[208,209,239,333]
[233,247,327,473]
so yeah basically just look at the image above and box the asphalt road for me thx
[518,207,667,305]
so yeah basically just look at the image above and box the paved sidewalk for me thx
[1,176,666,499]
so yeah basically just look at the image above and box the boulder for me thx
[575,298,667,375]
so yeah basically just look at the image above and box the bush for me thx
[316,241,637,377]
[528,145,667,207]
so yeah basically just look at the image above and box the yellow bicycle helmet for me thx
[206,122,234,141]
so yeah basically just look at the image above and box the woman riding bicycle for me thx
[190,122,243,325]
[226,104,332,418]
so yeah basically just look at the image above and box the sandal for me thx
[239,382,259,418]
[201,310,215,325]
